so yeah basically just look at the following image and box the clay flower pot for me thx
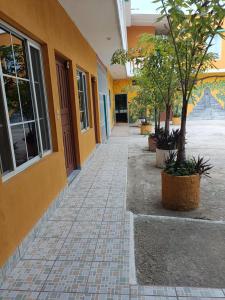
[140,124,152,135]
[148,136,157,152]
[172,117,181,125]
[161,172,200,211]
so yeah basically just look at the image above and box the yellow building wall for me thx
[113,79,137,103]
[127,26,155,48]
[0,0,108,266]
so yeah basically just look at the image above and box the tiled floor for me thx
[1,125,225,299]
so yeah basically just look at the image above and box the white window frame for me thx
[0,20,52,182]
[77,69,89,132]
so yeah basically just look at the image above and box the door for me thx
[115,94,128,123]
[56,57,77,176]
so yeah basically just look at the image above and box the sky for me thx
[131,0,160,14]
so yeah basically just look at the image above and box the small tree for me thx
[157,0,225,163]
[133,69,164,133]
[111,34,180,133]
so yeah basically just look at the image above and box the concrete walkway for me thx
[1,124,225,299]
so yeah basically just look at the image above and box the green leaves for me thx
[164,152,213,176]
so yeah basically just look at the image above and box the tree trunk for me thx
[165,104,171,134]
[177,98,188,163]
[154,107,158,133]
[158,111,161,131]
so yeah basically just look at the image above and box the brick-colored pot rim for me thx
[161,171,200,180]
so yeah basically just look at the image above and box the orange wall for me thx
[127,26,155,48]
[113,79,137,103]
[0,0,104,266]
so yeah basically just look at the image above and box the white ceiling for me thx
[58,0,127,79]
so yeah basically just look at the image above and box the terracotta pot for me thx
[148,136,157,152]
[156,148,176,168]
[172,117,181,125]
[161,172,200,211]
[140,124,152,135]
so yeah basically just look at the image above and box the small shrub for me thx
[156,129,180,150]
[164,152,213,177]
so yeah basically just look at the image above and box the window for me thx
[0,23,51,178]
[77,69,89,130]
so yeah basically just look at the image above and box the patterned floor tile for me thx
[48,207,80,221]
[86,285,130,296]
[82,197,107,208]
[0,260,53,291]
[38,292,86,300]
[57,238,98,261]
[85,295,130,300]
[38,292,130,300]
[68,222,102,239]
[0,290,39,300]
[23,238,64,260]
[130,285,177,297]
[43,261,91,293]
[76,208,105,222]
[87,261,129,287]
[130,297,177,300]
[35,221,73,238]
[99,222,130,239]
[86,189,110,199]
[60,197,85,208]
[176,287,224,297]
[93,239,129,262]
[106,197,125,208]
[103,209,126,222]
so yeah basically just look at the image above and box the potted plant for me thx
[157,0,224,210]
[162,153,212,210]
[156,129,180,168]
[140,118,152,135]
[111,34,180,135]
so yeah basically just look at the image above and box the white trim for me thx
[77,69,90,131]
[27,42,44,154]
[204,68,225,73]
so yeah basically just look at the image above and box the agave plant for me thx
[156,129,181,150]
[164,152,213,177]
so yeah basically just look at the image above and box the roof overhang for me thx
[130,14,168,34]
[58,0,129,79]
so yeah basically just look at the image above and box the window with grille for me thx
[76,69,89,131]
[0,22,51,179]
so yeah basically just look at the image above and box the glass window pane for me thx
[79,91,85,111]
[0,28,15,76]
[30,46,51,151]
[18,79,34,121]
[83,75,89,126]
[80,111,85,130]
[11,35,28,78]
[11,124,27,167]
[24,122,38,159]
[0,84,14,174]
[4,77,22,123]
